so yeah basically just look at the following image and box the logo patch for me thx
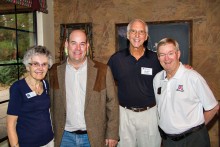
[176,85,184,92]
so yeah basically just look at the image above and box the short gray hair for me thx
[127,19,149,34]
[23,45,53,68]
[156,38,180,53]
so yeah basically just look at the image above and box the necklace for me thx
[25,76,43,95]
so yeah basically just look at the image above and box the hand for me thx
[105,139,118,147]
[183,64,193,69]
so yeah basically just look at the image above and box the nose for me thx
[38,65,44,69]
[135,32,140,37]
[76,44,81,50]
[164,54,170,60]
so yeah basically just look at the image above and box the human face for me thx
[127,20,148,50]
[66,30,89,66]
[157,43,180,74]
[27,55,49,81]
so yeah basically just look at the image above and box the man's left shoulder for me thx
[93,60,107,68]
[91,60,109,91]
[92,60,108,74]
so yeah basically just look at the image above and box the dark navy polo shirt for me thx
[7,79,53,147]
[108,48,162,108]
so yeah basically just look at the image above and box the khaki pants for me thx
[41,139,54,147]
[117,106,161,147]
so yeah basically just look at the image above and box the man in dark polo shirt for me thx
[108,19,162,147]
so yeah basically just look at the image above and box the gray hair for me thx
[23,45,53,68]
[156,38,180,53]
[127,19,149,34]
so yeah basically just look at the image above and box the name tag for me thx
[26,91,37,99]
[141,67,152,75]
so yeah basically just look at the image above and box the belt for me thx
[159,123,205,141]
[69,130,87,134]
[120,103,156,112]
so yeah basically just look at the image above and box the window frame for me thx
[0,6,37,142]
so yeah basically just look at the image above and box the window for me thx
[0,11,37,142]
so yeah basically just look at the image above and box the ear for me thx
[177,50,181,59]
[86,42,90,55]
[87,41,90,48]
[127,32,129,40]
[145,34,148,41]
[157,53,160,61]
[65,40,68,48]
[26,66,30,72]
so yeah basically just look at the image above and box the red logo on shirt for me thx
[176,85,184,92]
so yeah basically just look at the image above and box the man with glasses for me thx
[108,19,162,147]
[153,38,219,147]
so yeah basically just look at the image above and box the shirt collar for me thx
[172,62,185,79]
[67,57,87,70]
[126,47,149,59]
[161,62,185,80]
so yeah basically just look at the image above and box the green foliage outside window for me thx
[0,40,16,61]
[0,60,26,86]
[0,13,35,86]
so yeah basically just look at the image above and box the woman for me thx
[7,45,54,147]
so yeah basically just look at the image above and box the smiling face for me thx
[127,20,148,50]
[66,30,89,67]
[26,54,49,81]
[157,43,181,74]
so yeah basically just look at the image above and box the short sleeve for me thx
[194,72,218,111]
[7,81,23,116]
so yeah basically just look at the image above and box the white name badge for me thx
[141,67,152,75]
[26,91,37,99]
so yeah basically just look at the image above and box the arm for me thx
[105,66,119,145]
[204,104,219,125]
[7,115,19,147]
[183,64,193,69]
[191,70,219,125]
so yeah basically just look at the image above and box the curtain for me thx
[4,0,48,13]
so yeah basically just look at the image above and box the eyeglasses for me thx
[129,29,146,35]
[158,50,177,59]
[29,62,49,68]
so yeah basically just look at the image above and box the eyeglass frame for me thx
[157,50,179,59]
[28,62,49,68]
[128,29,146,35]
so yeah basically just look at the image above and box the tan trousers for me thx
[117,106,161,147]
[41,139,54,147]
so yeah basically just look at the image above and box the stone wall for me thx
[53,0,220,146]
